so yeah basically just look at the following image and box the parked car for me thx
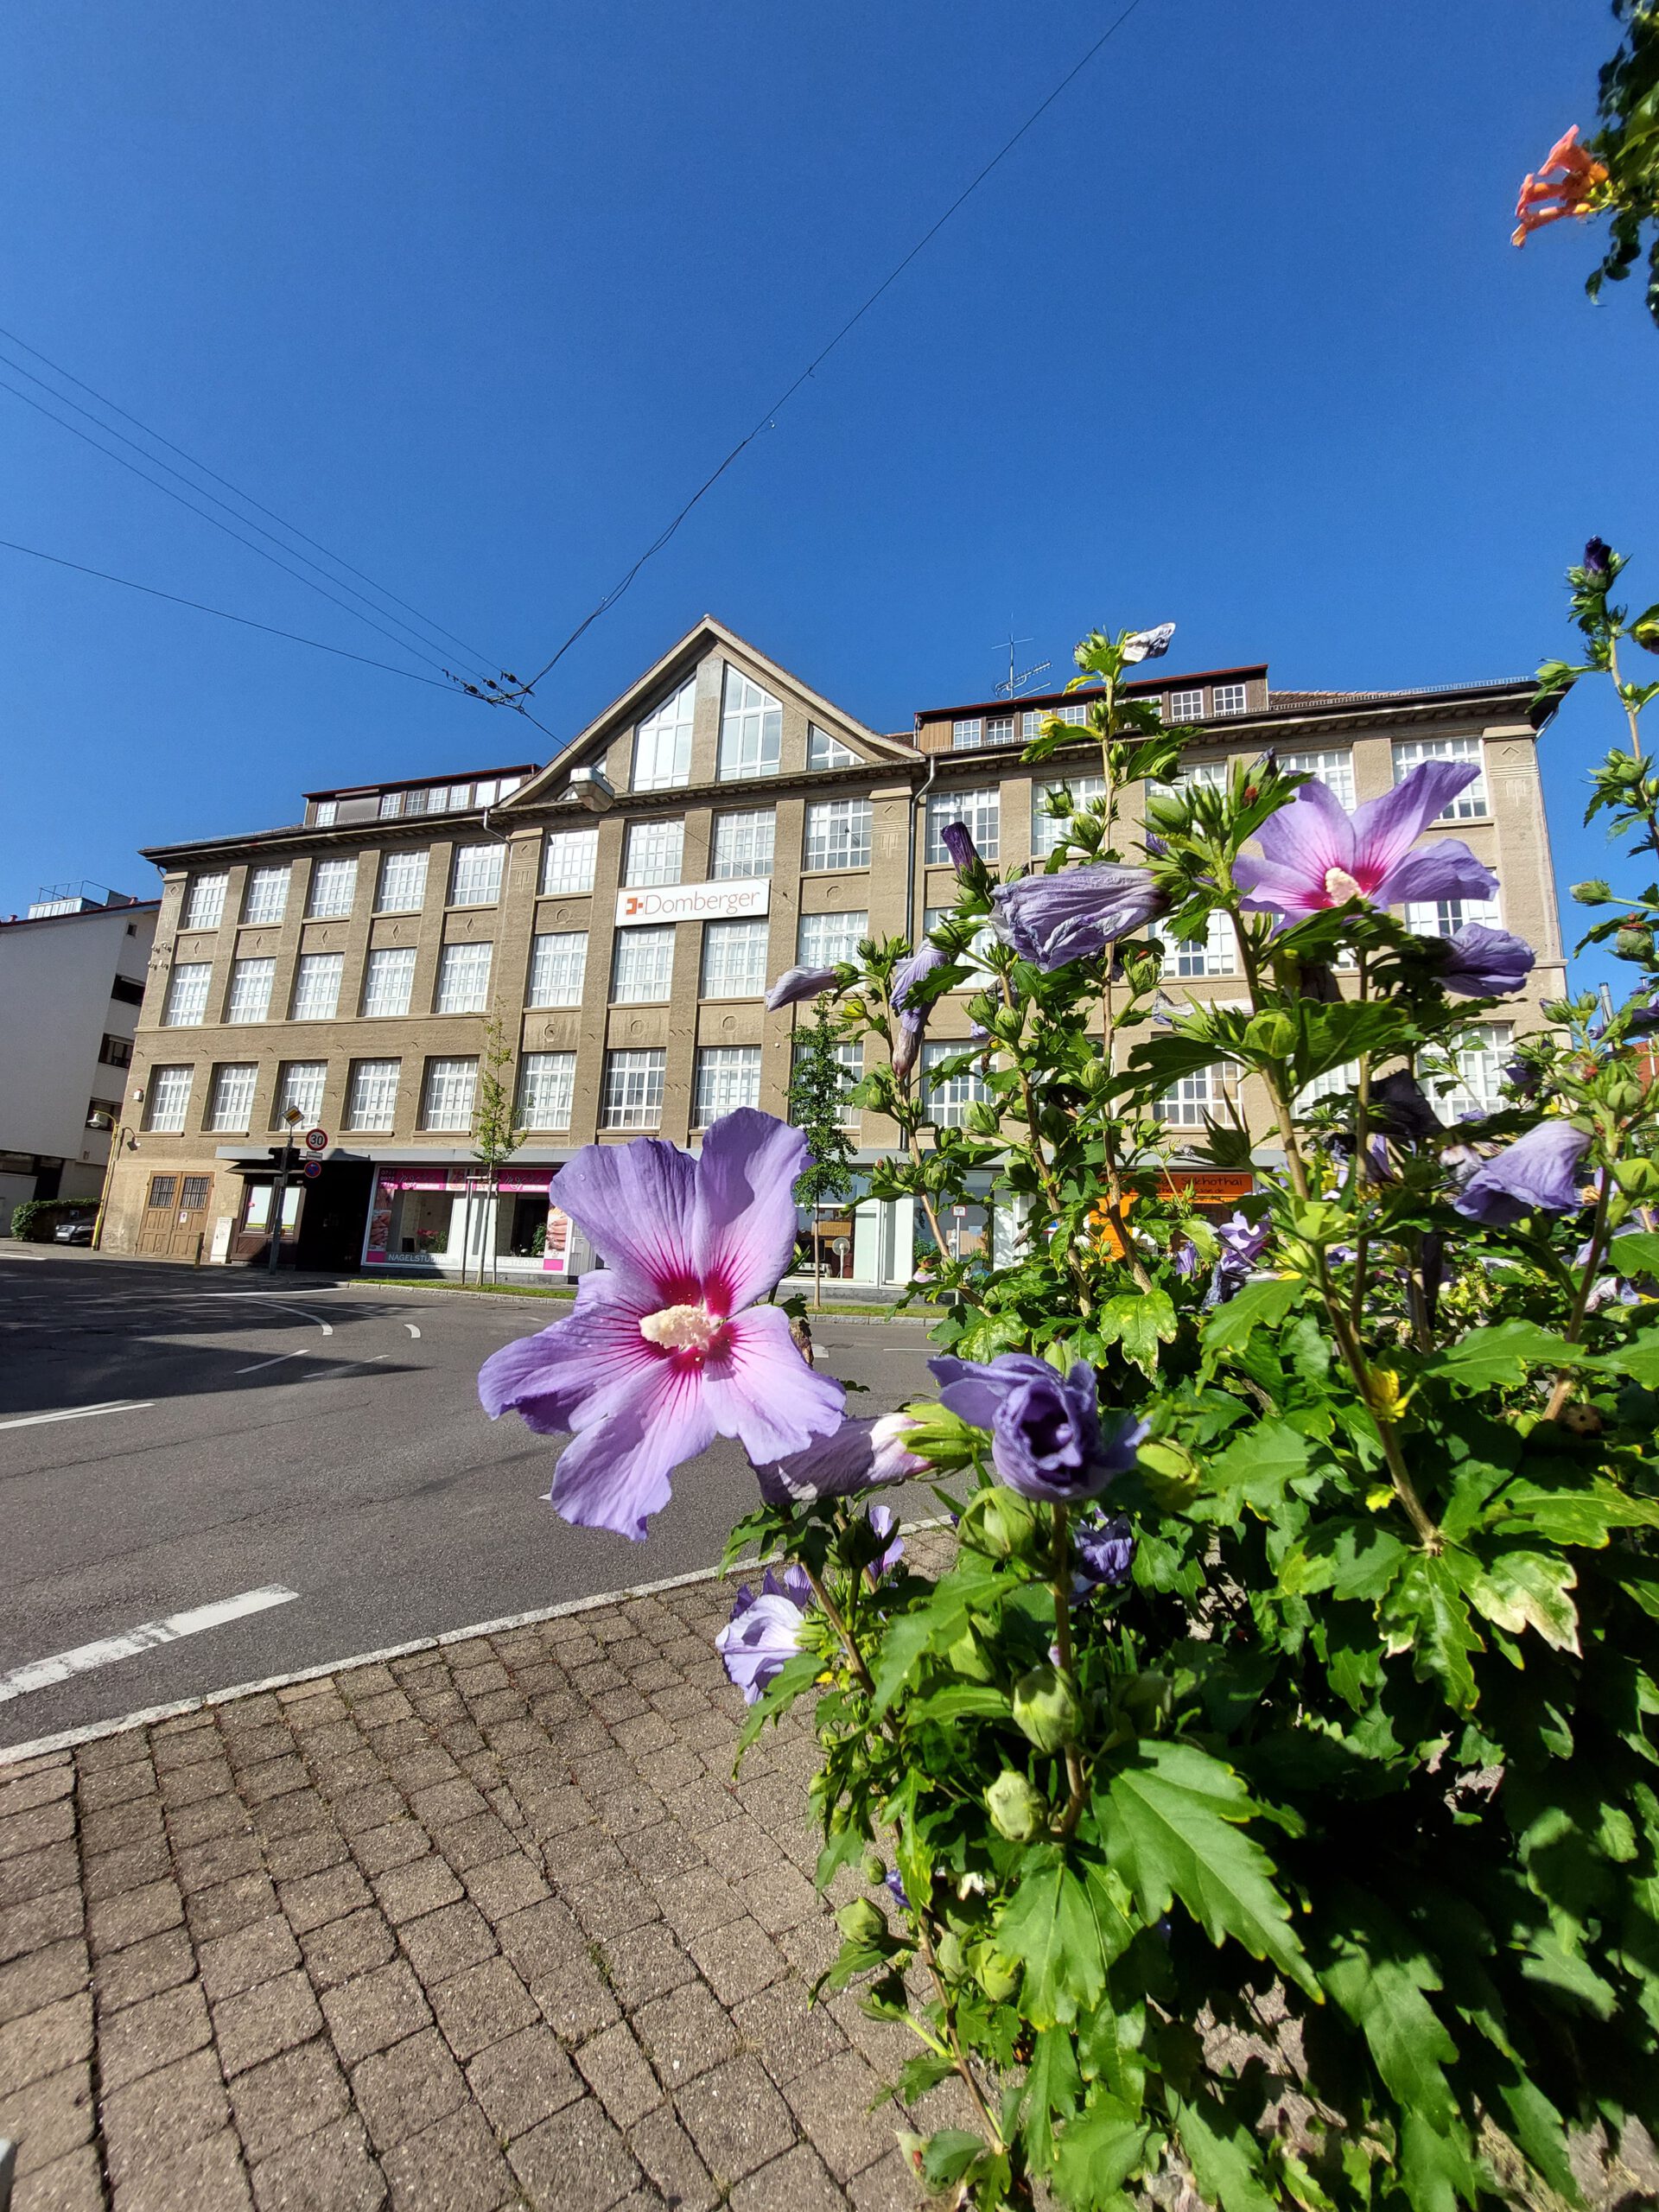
[53,1217,94,1245]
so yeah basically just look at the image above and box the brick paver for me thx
[0,1543,961,2209]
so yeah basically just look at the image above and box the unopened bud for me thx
[836,1897,885,1945]
[985,1770,1046,1843]
[959,1487,1041,1560]
[1011,1665,1083,1753]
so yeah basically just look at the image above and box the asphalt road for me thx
[0,1248,938,1749]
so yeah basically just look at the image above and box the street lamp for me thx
[268,1106,304,1274]
[88,1088,143,1252]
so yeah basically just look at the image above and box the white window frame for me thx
[1434,1021,1513,1120]
[1404,895,1503,938]
[528,931,588,1008]
[611,926,676,1005]
[226,958,275,1026]
[623,819,684,888]
[1154,1064,1232,1128]
[1168,689,1205,721]
[312,800,338,828]
[924,909,999,989]
[953,718,983,751]
[449,842,503,907]
[163,962,213,1027]
[377,849,429,913]
[1391,734,1489,821]
[926,788,999,864]
[378,791,404,820]
[346,1058,401,1130]
[807,726,856,770]
[1031,775,1107,857]
[362,946,417,1019]
[435,940,493,1014]
[798,910,868,967]
[145,1065,194,1133]
[541,828,598,896]
[306,856,357,919]
[183,874,227,931]
[291,951,344,1021]
[1155,912,1236,979]
[804,797,873,872]
[518,1052,576,1133]
[242,866,290,926]
[275,1062,327,1128]
[421,1056,479,1132]
[207,1064,257,1134]
[601,1049,666,1131]
[718,667,783,781]
[693,1046,762,1126]
[922,1039,992,1130]
[1173,758,1228,794]
[986,715,1014,746]
[700,918,770,1000]
[632,676,696,792]
[1282,749,1356,811]
[1212,683,1248,715]
[711,809,776,880]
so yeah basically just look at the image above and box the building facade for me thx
[104,618,1566,1281]
[0,890,159,1232]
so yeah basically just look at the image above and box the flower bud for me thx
[1615,928,1655,963]
[1012,1665,1083,1753]
[1571,880,1616,906]
[861,1851,887,1887]
[836,1897,886,1945]
[985,1770,1046,1843]
[958,1487,1041,1560]
[935,1929,965,1980]
[970,1945,1022,2002]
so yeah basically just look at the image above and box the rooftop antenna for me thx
[992,631,1052,700]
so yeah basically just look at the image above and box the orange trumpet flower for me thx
[1512,125,1610,245]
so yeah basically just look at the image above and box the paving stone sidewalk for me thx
[0,1540,963,2212]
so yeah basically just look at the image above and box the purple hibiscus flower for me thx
[929,1352,1147,1504]
[1234,761,1497,925]
[765,964,841,1011]
[1072,1510,1136,1598]
[939,822,982,877]
[990,864,1166,972]
[1122,622,1176,664]
[890,944,946,1078]
[1370,1070,1442,1141]
[1433,924,1535,998]
[868,1503,905,1577]
[1452,1121,1592,1227]
[1206,1212,1269,1306]
[750,1413,925,1507]
[479,1111,844,1540]
[1628,990,1659,1037]
[716,1566,812,1704]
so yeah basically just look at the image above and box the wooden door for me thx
[136,1173,179,1255]
[168,1174,213,1260]
[135,1172,213,1259]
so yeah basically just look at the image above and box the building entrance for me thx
[136,1172,214,1261]
[294,1161,375,1273]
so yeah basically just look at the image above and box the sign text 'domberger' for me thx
[613,880,771,926]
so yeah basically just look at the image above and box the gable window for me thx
[1213,683,1248,715]
[377,849,429,912]
[632,676,696,792]
[346,1058,400,1130]
[243,866,290,926]
[1032,776,1107,857]
[718,667,783,781]
[623,819,684,888]
[1168,689,1205,721]
[701,918,769,1000]
[435,940,493,1014]
[291,951,344,1020]
[183,873,227,931]
[528,931,588,1008]
[798,910,867,967]
[163,962,213,1027]
[611,926,676,1005]
[307,857,357,919]
[1023,704,1088,738]
[421,1057,478,1131]
[953,718,983,751]
[541,827,598,896]
[226,958,276,1025]
[362,946,416,1018]
[312,800,338,827]
[275,1062,327,1127]
[449,842,503,906]
[1282,749,1356,811]
[518,1052,575,1132]
[926,788,999,864]
[144,1065,194,1132]
[694,1046,762,1125]
[807,726,855,771]
[711,810,775,880]
[1392,735,1489,820]
[987,715,1014,745]
[207,1064,257,1134]
[601,1049,665,1130]
[804,798,872,872]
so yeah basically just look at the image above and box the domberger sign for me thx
[613,879,770,926]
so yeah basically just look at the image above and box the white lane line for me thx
[0,1586,299,1704]
[404,1323,421,1338]
[0,1249,46,1261]
[234,1350,311,1376]
[0,1400,153,1433]
[224,1294,334,1335]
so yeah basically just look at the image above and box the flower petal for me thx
[544,1357,719,1540]
[478,1273,654,1433]
[1232,854,1332,916]
[1349,762,1480,885]
[751,1414,924,1505]
[550,1136,699,1301]
[691,1109,810,1313]
[1371,840,1499,909]
[1254,776,1355,879]
[698,1302,846,1461]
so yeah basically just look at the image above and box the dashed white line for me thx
[0,1586,300,1704]
[404,1323,421,1338]
[0,1400,154,1433]
[234,1350,310,1376]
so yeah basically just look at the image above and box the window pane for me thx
[953,718,982,751]
[601,1049,665,1130]
[804,798,872,872]
[276,1062,327,1126]
[377,849,429,912]
[1156,912,1236,977]
[807,725,855,770]
[518,1052,575,1131]
[1168,689,1205,721]
[148,1175,178,1207]
[711,809,775,880]
[1282,749,1356,811]
[227,958,275,1024]
[623,819,684,888]
[718,666,783,781]
[362,946,416,1017]
[1213,683,1248,715]
[450,842,503,906]
[313,800,338,827]
[291,952,344,1020]
[791,1037,861,1128]
[346,1058,401,1129]
[1404,895,1502,938]
[1391,734,1488,819]
[1434,1022,1513,1119]
[435,940,493,1014]
[1173,758,1227,792]
[1154,1065,1229,1127]
[926,789,999,863]
[378,791,404,818]
[146,1066,194,1131]
[307,857,357,918]
[183,874,227,930]
[207,1064,257,1133]
[922,1040,991,1129]
[1031,775,1106,857]
[243,866,289,925]
[924,909,1000,988]
[700,918,769,999]
[633,676,696,791]
[611,926,676,1004]
[986,715,1014,745]
[797,910,867,967]
[163,962,213,1027]
[421,1057,478,1130]
[542,828,598,894]
[528,931,588,1007]
[694,1046,761,1125]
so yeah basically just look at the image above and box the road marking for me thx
[234,1350,310,1376]
[404,1323,421,1338]
[0,1586,299,1705]
[0,1400,153,1433]
[225,1294,334,1335]
[0,1249,46,1261]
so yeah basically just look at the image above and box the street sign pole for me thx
[268,1108,304,1274]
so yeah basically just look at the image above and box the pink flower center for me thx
[1323,865,1364,905]
[639,1303,727,1359]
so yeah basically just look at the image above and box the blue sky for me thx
[1,2,1653,989]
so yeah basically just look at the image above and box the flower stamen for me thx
[639,1303,726,1357]
[1323,865,1363,904]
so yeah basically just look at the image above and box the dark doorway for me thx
[294,1161,376,1272]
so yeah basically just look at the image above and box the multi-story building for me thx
[103,617,1566,1282]
[0,888,159,1232]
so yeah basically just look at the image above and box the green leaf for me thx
[1098,1741,1316,1993]
[994,1848,1132,2028]
[1319,1899,1459,2130]
[1208,1419,1311,1512]
[904,1684,1015,1727]
[1096,1289,1177,1376]
[1395,2109,1484,2212]
[1378,1554,1483,1713]
[918,2128,984,2188]
[1453,1543,1580,1655]
[1201,1275,1306,1357]
[896,2051,957,2105]
[1279,1517,1408,1601]
[1020,2026,1082,2172]
[1168,2087,1279,2212]
[1426,1320,1582,1390]
[1599,1335,1659,1389]
[1609,1230,1659,1277]
[1053,2095,1154,2211]
[1491,1478,1659,1548]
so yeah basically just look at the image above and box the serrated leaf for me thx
[896,2050,957,2104]
[1320,1897,1459,2130]
[995,1850,1132,2028]
[1454,1543,1580,1655]
[1020,2025,1081,2172]
[1053,2094,1154,2211]
[1168,2087,1279,2212]
[1378,1554,1483,1713]
[1279,1516,1408,1600]
[1426,1320,1582,1390]
[1208,1419,1311,1511]
[1201,1274,1306,1357]
[918,2127,984,2187]
[1097,1289,1177,1376]
[1491,1478,1659,1548]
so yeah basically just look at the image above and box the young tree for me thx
[469,1014,524,1287]
[786,1001,856,1307]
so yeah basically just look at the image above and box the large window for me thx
[718,667,783,780]
[1282,749,1356,811]
[421,1057,478,1131]
[1213,682,1248,715]
[601,1049,666,1130]
[1173,759,1227,793]
[926,788,999,864]
[924,910,999,988]
[275,1062,327,1127]
[953,718,983,751]
[291,952,343,1020]
[791,1037,861,1129]
[541,827,599,896]
[1404,895,1503,938]
[1167,689,1205,722]
[528,931,588,1008]
[701,918,769,1000]
[798,910,868,967]
[377,849,429,912]
[518,1052,576,1132]
[183,873,227,931]
[306,857,358,919]
[435,941,493,1014]
[1436,1022,1513,1119]
[808,726,855,771]
[694,1046,762,1126]
[243,866,289,926]
[362,946,417,1018]
[922,1039,992,1130]
[611,926,676,1005]
[207,1064,257,1134]
[1154,1065,1230,1128]
[226,958,275,1025]
[623,819,684,888]
[804,798,872,872]
[1031,776,1107,857]
[1023,703,1088,738]
[145,1065,194,1132]
[163,962,213,1027]
[1392,734,1488,820]
[1155,912,1236,978]
[449,842,503,906]
[632,676,696,791]
[986,715,1014,746]
[711,809,775,880]
[346,1058,401,1130]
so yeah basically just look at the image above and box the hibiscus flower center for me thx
[1323,865,1364,905]
[639,1303,726,1357]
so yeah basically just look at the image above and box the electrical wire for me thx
[499,0,1147,704]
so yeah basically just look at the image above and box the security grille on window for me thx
[276,1062,327,1127]
[421,1057,479,1131]
[362,946,417,1018]
[183,873,227,930]
[718,667,783,780]
[1154,1065,1230,1127]
[146,1066,194,1132]
[623,819,684,888]
[377,849,429,912]
[243,866,289,925]
[306,857,357,919]
[1168,689,1205,721]
[346,1058,400,1129]
[180,1177,211,1211]
[601,1048,666,1130]
[1282,749,1357,811]
[1404,895,1502,938]
[450,842,503,906]
[701,918,769,999]
[633,676,696,791]
[922,1040,992,1130]
[435,940,493,1014]
[163,962,212,1027]
[1156,912,1236,978]
[1437,1023,1513,1119]
[147,1176,178,1208]
[227,958,275,1025]
[518,1052,576,1132]
[694,1046,762,1125]
[1173,759,1228,793]
[926,789,999,864]
[953,718,983,751]
[807,726,855,770]
[1213,683,1248,715]
[711,810,775,880]
[791,1038,862,1128]
[207,1064,257,1133]
[924,910,999,988]
[1392,734,1488,820]
[541,828,598,896]
[1031,776,1107,857]
[528,931,588,1008]
[798,910,868,967]
[986,715,1014,745]
[291,952,344,1021]
[611,926,676,1005]
[804,798,873,872]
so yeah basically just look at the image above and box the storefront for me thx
[360,1164,589,1279]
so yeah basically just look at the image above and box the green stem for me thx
[1544,1154,1615,1421]
[1050,1505,1088,1841]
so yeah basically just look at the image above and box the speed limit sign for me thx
[303,1128,328,1153]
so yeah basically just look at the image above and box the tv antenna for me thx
[993,632,1052,700]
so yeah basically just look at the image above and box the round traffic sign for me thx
[303,1128,328,1153]
[302,1160,323,1180]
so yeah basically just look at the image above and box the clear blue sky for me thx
[2,2,1653,990]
